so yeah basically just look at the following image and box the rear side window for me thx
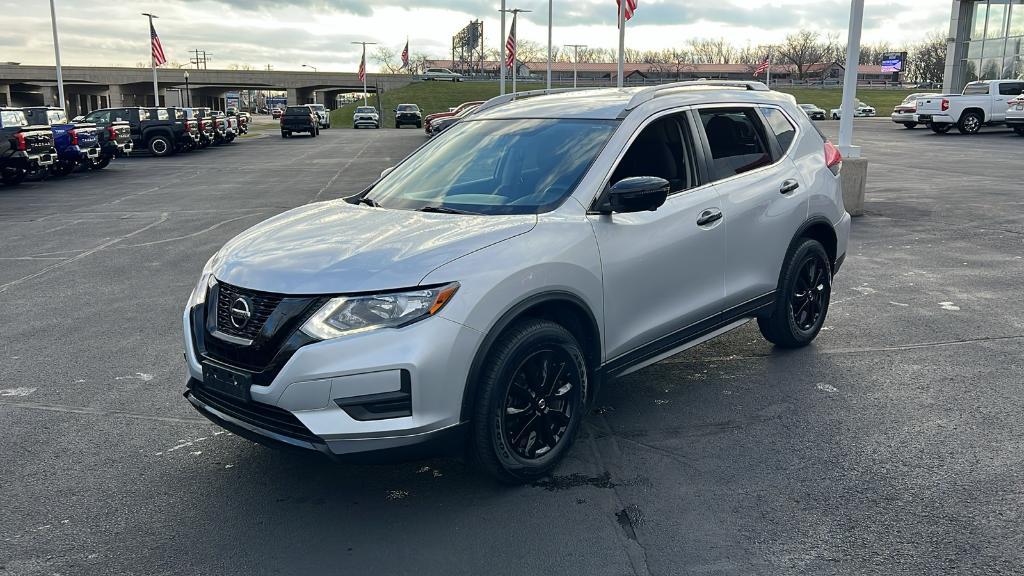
[155,109,169,120]
[762,107,797,153]
[964,82,990,95]
[47,110,68,124]
[139,109,152,121]
[698,108,773,181]
[999,82,1024,96]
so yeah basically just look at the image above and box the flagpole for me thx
[48,0,65,110]
[499,0,506,95]
[511,13,517,95]
[351,41,377,105]
[142,13,159,106]
[766,46,773,86]
[546,0,552,90]
[616,0,625,88]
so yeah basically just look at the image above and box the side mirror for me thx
[380,166,396,179]
[603,176,670,214]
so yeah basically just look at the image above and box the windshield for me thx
[964,83,990,95]
[356,107,376,114]
[800,104,815,109]
[397,104,419,111]
[1,110,27,127]
[310,104,325,111]
[364,118,616,215]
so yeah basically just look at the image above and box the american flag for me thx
[150,22,167,67]
[358,50,366,82]
[755,54,770,76]
[505,14,517,70]
[401,40,409,69]
[616,0,637,22]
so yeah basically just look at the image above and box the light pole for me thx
[48,0,65,110]
[839,0,864,158]
[499,0,506,95]
[500,8,531,95]
[301,64,318,72]
[183,70,190,107]
[142,13,159,106]
[565,44,587,88]
[351,42,377,105]
[546,0,552,89]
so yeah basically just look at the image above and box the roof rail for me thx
[471,86,605,116]
[622,80,770,112]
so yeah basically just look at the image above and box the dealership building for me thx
[946,0,1024,91]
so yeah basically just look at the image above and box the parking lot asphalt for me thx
[2,120,1022,576]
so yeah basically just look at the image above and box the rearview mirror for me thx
[602,176,670,214]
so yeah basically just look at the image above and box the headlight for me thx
[186,257,217,308]
[300,282,459,340]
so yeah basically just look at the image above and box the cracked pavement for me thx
[1,120,1022,575]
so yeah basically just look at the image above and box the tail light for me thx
[69,129,79,146]
[941,98,950,112]
[14,132,26,151]
[108,125,118,140]
[824,141,842,176]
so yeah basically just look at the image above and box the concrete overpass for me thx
[0,64,417,116]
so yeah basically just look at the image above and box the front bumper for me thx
[353,118,379,126]
[183,305,483,458]
[1005,112,1024,126]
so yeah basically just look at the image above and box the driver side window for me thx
[87,111,110,124]
[611,113,698,194]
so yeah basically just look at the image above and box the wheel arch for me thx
[961,107,987,123]
[459,291,602,422]
[792,216,838,270]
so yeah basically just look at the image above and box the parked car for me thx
[424,100,484,135]
[146,107,196,152]
[916,79,1024,134]
[182,81,850,482]
[271,108,284,120]
[309,104,330,129]
[890,93,940,129]
[164,107,201,151]
[428,103,479,137]
[81,107,183,157]
[830,101,876,119]
[352,105,380,129]
[217,111,238,143]
[798,103,826,120]
[280,105,320,137]
[393,104,422,128]
[190,107,220,147]
[228,109,250,135]
[0,107,56,185]
[21,106,100,176]
[422,68,463,82]
[1006,94,1024,136]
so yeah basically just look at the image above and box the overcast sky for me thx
[1,0,952,71]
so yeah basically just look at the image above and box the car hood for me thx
[212,201,536,294]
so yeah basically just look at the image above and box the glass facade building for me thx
[947,1,1024,91]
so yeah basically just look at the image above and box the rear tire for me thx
[91,156,111,170]
[957,111,982,134]
[930,123,953,134]
[757,238,832,349]
[147,135,172,157]
[49,161,76,177]
[902,122,918,129]
[1,167,26,185]
[471,319,589,484]
[1014,126,1024,136]
[281,131,288,138]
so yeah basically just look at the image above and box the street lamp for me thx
[48,0,65,111]
[183,70,190,107]
[565,44,587,89]
[301,64,318,72]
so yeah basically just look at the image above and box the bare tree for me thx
[687,38,736,64]
[372,46,402,74]
[515,40,545,63]
[906,31,947,83]
[777,30,833,79]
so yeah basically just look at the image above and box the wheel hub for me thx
[501,348,580,460]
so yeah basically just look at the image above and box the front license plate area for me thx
[202,363,252,402]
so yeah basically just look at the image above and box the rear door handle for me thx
[696,208,723,227]
[780,179,800,194]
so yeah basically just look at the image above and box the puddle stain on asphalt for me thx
[531,472,617,491]
[615,504,645,541]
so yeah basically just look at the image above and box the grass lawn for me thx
[329,81,913,128]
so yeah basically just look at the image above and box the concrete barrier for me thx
[841,158,868,217]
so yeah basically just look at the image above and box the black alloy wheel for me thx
[790,256,829,332]
[958,111,983,134]
[501,347,582,460]
[757,238,832,348]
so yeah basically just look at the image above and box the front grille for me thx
[190,380,321,443]
[215,282,283,341]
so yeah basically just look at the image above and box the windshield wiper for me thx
[417,205,479,215]
[358,196,380,207]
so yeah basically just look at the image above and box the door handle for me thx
[696,208,723,227]
[780,179,800,194]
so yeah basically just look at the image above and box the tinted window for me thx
[999,82,1024,96]
[612,113,696,194]
[397,104,419,111]
[1,110,27,127]
[762,107,797,153]
[964,82,990,95]
[154,109,169,120]
[285,106,310,115]
[365,119,616,215]
[85,111,110,124]
[139,109,152,121]
[47,110,68,124]
[699,108,773,180]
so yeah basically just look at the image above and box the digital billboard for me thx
[881,52,907,74]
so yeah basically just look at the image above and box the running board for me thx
[615,318,752,377]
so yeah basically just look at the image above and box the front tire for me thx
[958,111,982,134]
[902,122,918,129]
[1013,126,1024,136]
[471,319,589,483]
[757,238,832,349]
[930,123,953,134]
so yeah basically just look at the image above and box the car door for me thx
[588,110,726,362]
[694,105,809,311]
[994,82,1024,121]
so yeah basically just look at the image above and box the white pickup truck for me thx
[916,79,1024,134]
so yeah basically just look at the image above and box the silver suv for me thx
[183,82,850,482]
